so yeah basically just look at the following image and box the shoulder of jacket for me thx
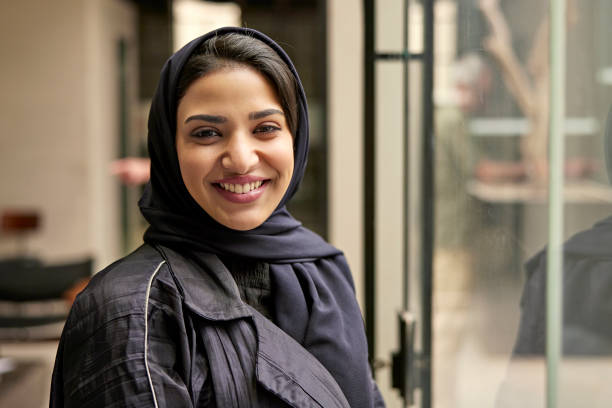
[67,245,175,325]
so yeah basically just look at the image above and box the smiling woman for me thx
[50,28,384,407]
[176,67,294,231]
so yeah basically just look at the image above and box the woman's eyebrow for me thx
[184,114,227,124]
[249,109,284,120]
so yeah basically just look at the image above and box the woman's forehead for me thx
[177,68,283,116]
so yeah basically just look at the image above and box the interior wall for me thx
[0,0,88,261]
[0,0,137,270]
[327,0,365,305]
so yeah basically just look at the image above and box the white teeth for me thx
[219,180,264,194]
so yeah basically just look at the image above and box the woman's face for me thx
[176,66,294,231]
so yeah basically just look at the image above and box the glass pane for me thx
[433,2,516,404]
[432,0,612,407]
[434,0,535,406]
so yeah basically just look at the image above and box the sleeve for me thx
[49,325,67,407]
[512,252,547,355]
[371,375,386,407]
[49,281,208,407]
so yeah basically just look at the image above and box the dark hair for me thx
[177,33,299,136]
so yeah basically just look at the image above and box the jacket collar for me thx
[156,245,252,321]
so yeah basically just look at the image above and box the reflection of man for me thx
[440,52,532,185]
[435,53,489,252]
[496,108,612,407]
[433,53,490,408]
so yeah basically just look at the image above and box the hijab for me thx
[139,27,378,407]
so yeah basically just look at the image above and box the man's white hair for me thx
[452,53,489,87]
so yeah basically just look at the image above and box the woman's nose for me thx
[221,133,259,174]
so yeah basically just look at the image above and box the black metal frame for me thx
[421,2,435,406]
[364,0,376,367]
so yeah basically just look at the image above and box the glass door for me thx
[367,0,612,407]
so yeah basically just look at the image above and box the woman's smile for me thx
[212,175,270,203]
[175,66,294,231]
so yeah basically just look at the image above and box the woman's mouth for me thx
[212,179,269,203]
[217,180,264,194]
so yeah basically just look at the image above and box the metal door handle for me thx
[391,311,417,404]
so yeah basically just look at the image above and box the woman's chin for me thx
[227,223,260,231]
[215,215,265,231]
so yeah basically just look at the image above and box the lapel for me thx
[156,245,350,407]
[252,312,350,408]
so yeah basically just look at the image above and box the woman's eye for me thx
[191,128,221,140]
[254,125,281,135]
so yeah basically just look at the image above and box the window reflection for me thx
[497,107,612,408]
[433,0,612,407]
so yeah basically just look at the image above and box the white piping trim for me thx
[144,260,166,408]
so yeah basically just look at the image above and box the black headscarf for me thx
[139,27,379,407]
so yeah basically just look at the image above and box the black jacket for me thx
[50,244,355,407]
